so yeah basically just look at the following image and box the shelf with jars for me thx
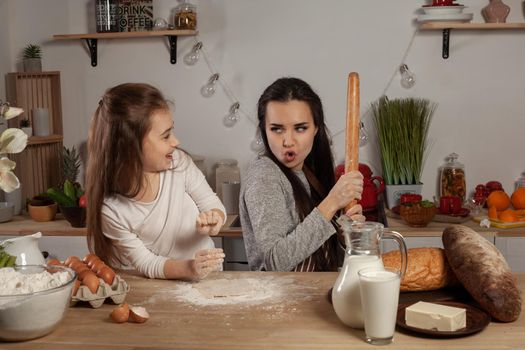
[419,22,525,59]
[53,29,197,66]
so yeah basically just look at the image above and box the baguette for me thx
[443,225,522,322]
[382,247,458,292]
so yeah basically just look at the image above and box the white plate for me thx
[421,5,466,15]
[417,13,473,23]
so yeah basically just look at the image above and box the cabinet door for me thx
[495,237,525,272]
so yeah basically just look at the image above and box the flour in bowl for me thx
[0,267,71,295]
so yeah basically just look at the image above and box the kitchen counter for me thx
[1,214,524,238]
[2,271,525,349]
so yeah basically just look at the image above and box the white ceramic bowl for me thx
[421,5,465,15]
[0,202,14,223]
[0,265,76,341]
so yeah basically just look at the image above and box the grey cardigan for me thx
[239,156,336,271]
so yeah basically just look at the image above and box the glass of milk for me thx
[358,267,401,345]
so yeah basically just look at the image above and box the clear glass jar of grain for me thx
[174,1,197,30]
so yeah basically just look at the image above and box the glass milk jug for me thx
[332,221,407,329]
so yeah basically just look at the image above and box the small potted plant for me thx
[371,96,436,209]
[22,44,42,73]
[19,118,32,137]
[46,179,86,227]
[27,194,57,222]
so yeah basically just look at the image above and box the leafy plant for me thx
[23,44,42,59]
[371,96,436,186]
[0,244,16,268]
[47,179,84,207]
[62,146,81,184]
[19,118,30,127]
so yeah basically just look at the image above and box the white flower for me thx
[0,102,27,193]
[3,107,24,120]
[0,128,28,154]
[0,157,19,193]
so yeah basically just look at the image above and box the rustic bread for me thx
[443,225,522,322]
[382,247,458,292]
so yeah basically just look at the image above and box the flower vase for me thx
[482,0,510,23]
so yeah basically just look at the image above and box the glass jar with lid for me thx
[174,1,197,30]
[439,153,466,202]
[515,171,525,190]
[215,159,240,201]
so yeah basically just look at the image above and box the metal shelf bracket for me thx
[85,39,98,67]
[168,35,178,64]
[442,29,450,59]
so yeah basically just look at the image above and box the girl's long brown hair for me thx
[86,83,169,265]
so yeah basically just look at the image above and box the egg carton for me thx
[71,274,130,308]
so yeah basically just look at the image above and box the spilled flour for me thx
[143,275,319,307]
[172,278,281,305]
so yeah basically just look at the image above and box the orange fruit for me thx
[499,209,519,223]
[486,191,511,211]
[488,206,498,220]
[511,188,525,210]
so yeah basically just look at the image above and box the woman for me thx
[240,77,364,272]
[86,83,225,280]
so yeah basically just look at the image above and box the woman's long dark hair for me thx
[257,77,338,270]
[86,83,169,265]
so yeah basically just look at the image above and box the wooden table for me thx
[3,272,524,349]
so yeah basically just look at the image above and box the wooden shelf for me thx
[419,22,525,30]
[53,29,198,66]
[418,22,525,59]
[27,134,63,145]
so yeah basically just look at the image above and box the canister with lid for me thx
[215,159,240,201]
[174,1,197,30]
[515,172,525,190]
[439,153,466,202]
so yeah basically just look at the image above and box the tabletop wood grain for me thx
[2,271,524,349]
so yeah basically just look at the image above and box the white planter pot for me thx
[23,58,42,73]
[385,183,423,209]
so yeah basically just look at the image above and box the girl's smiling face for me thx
[265,100,318,171]
[141,109,180,172]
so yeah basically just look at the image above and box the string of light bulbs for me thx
[184,28,418,151]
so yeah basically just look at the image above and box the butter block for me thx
[405,301,466,332]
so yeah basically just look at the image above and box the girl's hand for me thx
[190,248,225,280]
[196,210,224,236]
[328,171,364,210]
[345,203,366,222]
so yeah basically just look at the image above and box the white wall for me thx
[3,0,525,199]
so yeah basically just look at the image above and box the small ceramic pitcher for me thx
[1,232,46,265]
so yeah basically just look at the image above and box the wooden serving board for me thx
[472,216,525,229]
[399,286,473,305]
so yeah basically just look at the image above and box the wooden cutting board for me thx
[472,216,525,229]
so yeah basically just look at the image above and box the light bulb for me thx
[223,102,240,128]
[358,121,368,147]
[184,41,202,66]
[201,73,219,97]
[399,64,416,89]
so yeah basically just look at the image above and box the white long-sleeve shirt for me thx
[101,152,226,279]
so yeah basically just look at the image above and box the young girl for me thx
[240,77,365,272]
[86,83,225,280]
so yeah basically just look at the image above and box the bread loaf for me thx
[382,247,458,292]
[443,225,522,322]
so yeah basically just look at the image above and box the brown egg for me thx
[65,256,80,267]
[110,303,130,323]
[82,273,100,294]
[47,258,63,266]
[91,260,106,274]
[77,269,95,281]
[70,261,87,272]
[98,266,116,285]
[129,306,149,323]
[72,279,81,296]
